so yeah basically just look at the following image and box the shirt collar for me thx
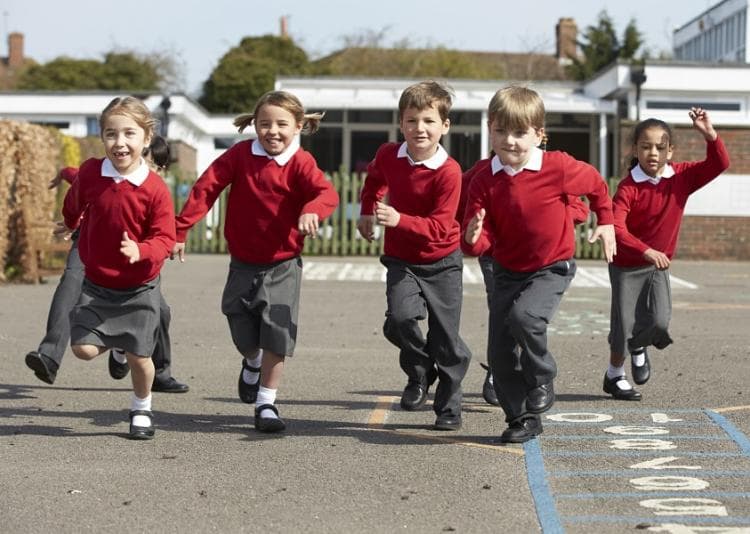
[490,147,543,176]
[251,137,300,166]
[101,158,150,186]
[631,163,675,185]
[397,142,449,169]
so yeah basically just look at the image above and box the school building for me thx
[1,1,748,259]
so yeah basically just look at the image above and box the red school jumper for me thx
[360,142,462,264]
[612,137,730,268]
[62,158,176,289]
[175,141,338,263]
[462,151,614,272]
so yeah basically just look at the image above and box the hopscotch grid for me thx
[539,408,750,530]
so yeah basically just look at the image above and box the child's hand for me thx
[357,215,376,242]
[464,208,485,245]
[375,201,400,227]
[689,107,717,141]
[48,171,64,190]
[53,221,74,240]
[589,223,616,263]
[298,213,319,238]
[120,231,140,264]
[170,242,186,263]
[643,248,670,270]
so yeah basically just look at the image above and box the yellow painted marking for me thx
[713,405,750,413]
[367,395,398,428]
[365,395,524,456]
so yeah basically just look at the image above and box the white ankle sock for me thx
[130,394,152,427]
[256,386,278,419]
[632,350,646,367]
[242,349,263,384]
[112,349,127,364]
[607,365,632,390]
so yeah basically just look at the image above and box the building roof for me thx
[313,47,570,81]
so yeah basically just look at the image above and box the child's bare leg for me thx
[255,350,286,430]
[127,353,155,399]
[609,351,626,368]
[71,344,107,360]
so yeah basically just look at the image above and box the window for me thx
[86,117,100,136]
[347,110,394,124]
[301,127,343,173]
[645,101,740,111]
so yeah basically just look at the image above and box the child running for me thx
[603,108,730,400]
[172,90,339,433]
[463,85,615,443]
[358,80,471,431]
[62,96,176,440]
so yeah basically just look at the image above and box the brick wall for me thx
[618,123,750,260]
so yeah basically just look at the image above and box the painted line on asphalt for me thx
[706,409,750,455]
[364,396,524,456]
[714,404,750,413]
[524,438,564,534]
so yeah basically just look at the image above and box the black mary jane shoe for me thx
[631,349,651,385]
[254,404,286,433]
[602,373,642,401]
[108,351,130,380]
[128,410,155,440]
[238,360,261,404]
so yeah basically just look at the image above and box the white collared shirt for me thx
[251,137,300,166]
[101,158,150,186]
[631,163,675,185]
[396,142,449,169]
[491,147,544,176]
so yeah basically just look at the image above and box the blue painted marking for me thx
[557,491,750,499]
[705,410,750,456]
[550,470,750,477]
[544,422,710,427]
[523,438,564,534]
[546,435,728,441]
[563,515,750,525]
[545,451,745,458]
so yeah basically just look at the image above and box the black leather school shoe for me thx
[238,359,261,404]
[631,349,651,385]
[128,410,155,440]
[603,373,642,401]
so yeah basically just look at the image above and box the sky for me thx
[1,0,719,96]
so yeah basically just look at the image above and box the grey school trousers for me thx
[37,236,173,379]
[381,249,472,418]
[489,259,576,423]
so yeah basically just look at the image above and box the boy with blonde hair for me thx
[463,85,616,442]
[358,80,471,431]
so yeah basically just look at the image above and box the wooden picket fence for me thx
[171,169,618,260]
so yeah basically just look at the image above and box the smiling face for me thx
[399,104,450,162]
[254,104,302,156]
[635,126,674,177]
[489,120,544,170]
[101,114,151,176]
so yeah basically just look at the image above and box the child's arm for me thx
[682,108,730,193]
[461,177,492,256]
[297,154,340,238]
[567,196,589,225]
[173,148,236,260]
[561,154,616,262]
[358,148,389,242]
[124,184,176,265]
[61,168,84,231]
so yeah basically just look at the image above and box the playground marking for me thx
[304,261,697,289]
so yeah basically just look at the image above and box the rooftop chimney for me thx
[8,32,24,68]
[556,18,577,64]
[280,16,289,39]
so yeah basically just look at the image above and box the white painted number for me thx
[546,412,613,423]
[605,425,670,436]
[611,439,677,450]
[640,498,728,517]
[630,457,702,470]
[630,476,710,491]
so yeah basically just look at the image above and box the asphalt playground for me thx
[1,255,749,533]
